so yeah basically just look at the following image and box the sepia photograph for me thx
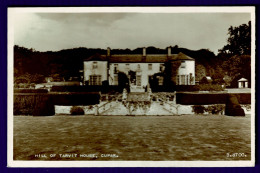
[8,7,255,167]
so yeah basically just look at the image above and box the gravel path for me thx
[13,115,251,161]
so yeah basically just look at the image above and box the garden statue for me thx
[122,88,127,102]
[147,88,152,100]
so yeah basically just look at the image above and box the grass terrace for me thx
[14,114,251,161]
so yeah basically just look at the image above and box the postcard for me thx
[8,7,255,167]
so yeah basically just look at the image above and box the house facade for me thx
[83,47,195,91]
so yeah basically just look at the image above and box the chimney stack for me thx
[143,47,146,56]
[167,46,171,56]
[107,47,111,57]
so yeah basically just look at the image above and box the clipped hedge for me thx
[13,92,100,116]
[176,93,251,105]
[194,84,224,91]
[176,93,227,105]
[14,94,54,116]
[225,94,245,116]
[51,85,123,93]
[233,93,251,104]
[51,86,102,92]
[151,84,224,92]
[32,95,55,116]
[51,92,100,106]
[14,89,48,93]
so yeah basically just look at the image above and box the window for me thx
[89,75,101,85]
[136,75,141,86]
[126,64,130,70]
[176,75,180,85]
[158,76,164,86]
[114,64,118,74]
[181,75,185,85]
[186,75,189,85]
[189,73,193,85]
[93,62,98,69]
[114,75,118,85]
[148,64,152,70]
[180,61,186,68]
[160,64,164,72]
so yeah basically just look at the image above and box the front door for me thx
[129,70,136,86]
[128,71,144,92]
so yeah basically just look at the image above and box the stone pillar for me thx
[167,46,171,56]
[245,81,248,88]
[107,47,111,57]
[238,82,242,88]
[147,88,152,101]
[122,88,127,101]
[94,105,99,115]
[173,91,177,104]
[143,47,146,56]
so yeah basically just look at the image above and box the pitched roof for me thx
[84,53,107,61]
[84,52,194,63]
[238,78,248,82]
[173,52,194,61]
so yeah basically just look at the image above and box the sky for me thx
[13,11,251,55]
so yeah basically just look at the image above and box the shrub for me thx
[192,104,225,115]
[205,105,225,114]
[192,105,205,114]
[18,83,30,88]
[70,106,85,115]
[241,104,251,111]
[225,94,245,116]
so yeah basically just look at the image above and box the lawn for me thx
[13,114,251,161]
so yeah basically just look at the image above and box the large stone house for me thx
[83,47,195,91]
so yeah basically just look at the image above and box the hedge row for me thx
[51,85,124,93]
[13,92,100,116]
[13,94,54,116]
[151,84,224,92]
[176,93,251,105]
[232,93,251,104]
[14,89,48,93]
[13,92,250,116]
[50,92,100,106]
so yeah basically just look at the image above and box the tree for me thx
[211,66,225,84]
[14,73,45,84]
[223,73,232,86]
[195,64,207,82]
[200,77,210,84]
[218,21,251,56]
[222,55,251,87]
